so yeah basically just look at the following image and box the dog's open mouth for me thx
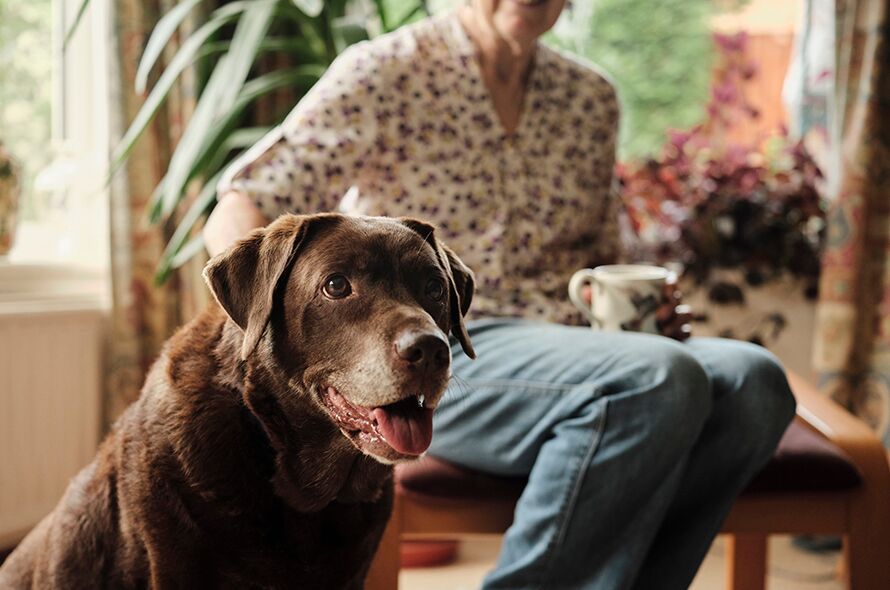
[322,386,434,456]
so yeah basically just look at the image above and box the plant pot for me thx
[0,143,21,257]
[400,540,459,568]
[682,269,817,376]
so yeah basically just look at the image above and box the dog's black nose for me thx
[394,330,450,371]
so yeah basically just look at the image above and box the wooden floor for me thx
[401,535,844,590]
[0,534,844,588]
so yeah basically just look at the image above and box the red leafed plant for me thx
[618,31,825,308]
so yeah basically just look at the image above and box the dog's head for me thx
[204,213,475,463]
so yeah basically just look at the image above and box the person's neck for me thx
[458,6,536,94]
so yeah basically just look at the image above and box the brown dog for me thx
[0,213,475,589]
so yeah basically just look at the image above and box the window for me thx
[0,0,110,271]
[0,0,53,241]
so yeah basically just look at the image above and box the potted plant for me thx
[67,0,428,281]
[619,32,825,373]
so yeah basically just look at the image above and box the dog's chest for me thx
[228,492,392,588]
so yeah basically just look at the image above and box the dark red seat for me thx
[396,420,863,504]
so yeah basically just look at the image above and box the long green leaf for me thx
[184,67,321,184]
[111,7,243,173]
[198,37,319,62]
[327,0,350,15]
[332,16,369,52]
[170,235,206,269]
[291,0,324,18]
[157,234,207,283]
[148,66,319,223]
[392,3,427,30]
[216,1,278,110]
[146,53,233,222]
[371,0,389,31]
[224,127,274,149]
[235,65,324,107]
[63,0,91,50]
[155,1,277,221]
[156,125,275,279]
[154,171,221,283]
[135,0,203,94]
[195,127,273,185]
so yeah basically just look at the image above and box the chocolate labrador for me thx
[0,213,475,589]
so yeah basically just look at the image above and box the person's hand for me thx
[580,276,693,341]
[656,275,692,341]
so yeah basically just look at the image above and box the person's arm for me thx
[203,44,380,256]
[204,190,268,256]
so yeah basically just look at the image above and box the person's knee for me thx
[642,341,713,439]
[727,343,797,461]
[742,344,796,430]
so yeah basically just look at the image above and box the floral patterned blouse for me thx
[219,11,622,325]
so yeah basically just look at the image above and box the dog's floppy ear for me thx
[203,214,313,360]
[400,218,476,359]
[438,242,476,359]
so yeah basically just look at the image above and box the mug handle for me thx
[568,269,601,328]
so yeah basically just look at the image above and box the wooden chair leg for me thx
[725,534,767,590]
[844,525,890,590]
[842,453,890,590]
[365,494,402,590]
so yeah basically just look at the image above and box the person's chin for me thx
[495,17,547,45]
[495,4,557,40]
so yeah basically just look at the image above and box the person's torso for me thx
[338,13,621,325]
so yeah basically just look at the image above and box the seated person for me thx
[204,1,796,587]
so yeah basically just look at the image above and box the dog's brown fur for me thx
[0,213,474,589]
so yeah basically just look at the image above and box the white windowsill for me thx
[0,259,107,316]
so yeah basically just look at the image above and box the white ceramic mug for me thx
[568,264,672,333]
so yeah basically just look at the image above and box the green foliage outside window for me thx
[0,0,52,219]
[548,0,749,159]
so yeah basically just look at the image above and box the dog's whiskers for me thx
[443,374,474,414]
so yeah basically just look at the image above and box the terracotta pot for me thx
[0,143,21,256]
[400,540,459,568]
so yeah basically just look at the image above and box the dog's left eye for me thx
[323,274,352,299]
[425,278,446,302]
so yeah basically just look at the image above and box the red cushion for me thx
[396,421,862,503]
[742,420,862,493]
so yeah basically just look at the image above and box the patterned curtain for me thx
[105,0,210,423]
[104,0,300,424]
[813,0,890,447]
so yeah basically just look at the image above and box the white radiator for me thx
[0,264,105,548]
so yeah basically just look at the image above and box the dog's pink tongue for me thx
[372,404,434,456]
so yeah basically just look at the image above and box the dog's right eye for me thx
[322,274,352,299]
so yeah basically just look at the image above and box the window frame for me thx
[3,0,110,308]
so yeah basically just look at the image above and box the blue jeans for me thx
[429,319,796,590]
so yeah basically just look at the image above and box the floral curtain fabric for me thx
[105,0,208,422]
[105,0,300,424]
[813,0,890,447]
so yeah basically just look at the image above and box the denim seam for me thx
[536,396,609,589]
